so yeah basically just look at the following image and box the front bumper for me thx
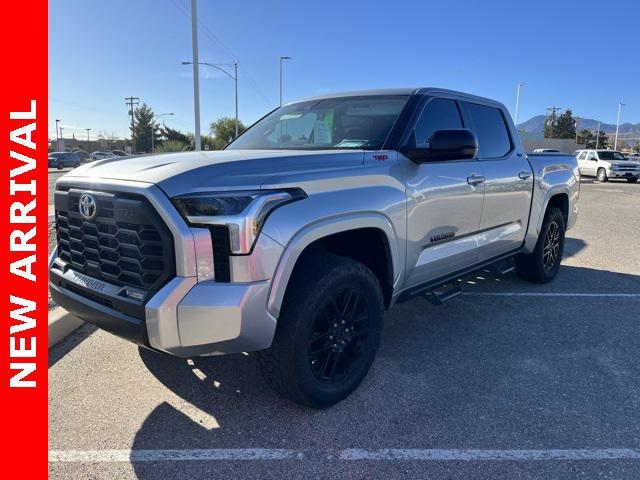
[49,251,278,357]
[608,170,639,179]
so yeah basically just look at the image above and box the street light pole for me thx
[55,119,61,151]
[85,128,91,151]
[514,82,524,127]
[151,113,174,153]
[182,61,240,138]
[595,122,601,149]
[614,101,625,151]
[279,56,292,107]
[190,0,201,151]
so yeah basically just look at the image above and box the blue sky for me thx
[49,0,640,140]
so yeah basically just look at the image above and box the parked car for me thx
[625,152,640,163]
[50,88,579,407]
[90,151,115,161]
[575,149,640,183]
[108,150,130,157]
[72,150,91,163]
[48,151,80,169]
[533,148,561,153]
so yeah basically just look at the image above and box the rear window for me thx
[465,102,512,158]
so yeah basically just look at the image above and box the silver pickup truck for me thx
[50,88,579,407]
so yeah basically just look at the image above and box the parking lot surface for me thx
[49,180,640,479]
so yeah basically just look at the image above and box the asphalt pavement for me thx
[48,179,640,479]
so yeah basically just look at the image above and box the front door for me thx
[462,101,534,261]
[403,96,485,287]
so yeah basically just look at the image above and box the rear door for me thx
[461,101,533,261]
[577,151,588,175]
[584,151,598,176]
[402,96,485,287]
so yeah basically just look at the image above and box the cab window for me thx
[464,102,512,158]
[409,98,463,148]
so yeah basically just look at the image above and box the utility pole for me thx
[191,0,201,151]
[595,122,601,149]
[614,101,625,151]
[234,61,239,137]
[279,56,292,106]
[85,128,91,151]
[55,119,61,151]
[574,116,580,145]
[125,96,140,152]
[545,106,562,139]
[514,83,524,127]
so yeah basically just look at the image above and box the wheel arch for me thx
[267,214,401,319]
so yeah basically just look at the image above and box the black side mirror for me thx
[402,129,478,163]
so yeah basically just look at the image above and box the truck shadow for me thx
[130,261,640,479]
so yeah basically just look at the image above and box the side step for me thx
[489,257,516,276]
[423,281,463,306]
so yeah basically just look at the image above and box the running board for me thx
[489,257,516,276]
[423,282,463,306]
[396,248,522,305]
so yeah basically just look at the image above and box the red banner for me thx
[0,0,48,478]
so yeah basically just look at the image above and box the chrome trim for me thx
[191,227,214,281]
[185,191,292,254]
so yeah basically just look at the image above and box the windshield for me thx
[227,95,409,151]
[598,151,626,160]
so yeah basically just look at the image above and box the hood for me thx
[64,149,365,197]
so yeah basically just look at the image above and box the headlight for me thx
[172,189,306,254]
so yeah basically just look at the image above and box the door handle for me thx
[518,170,532,180]
[466,174,485,186]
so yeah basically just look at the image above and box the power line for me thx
[169,0,274,108]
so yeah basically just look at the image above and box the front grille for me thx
[615,165,638,171]
[55,188,175,293]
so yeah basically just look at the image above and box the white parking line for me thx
[49,449,303,462]
[340,448,640,461]
[48,448,640,463]
[464,292,640,298]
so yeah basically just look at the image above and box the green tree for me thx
[160,125,191,145]
[132,103,159,153]
[209,117,247,150]
[154,140,190,153]
[555,110,576,139]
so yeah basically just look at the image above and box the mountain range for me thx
[517,115,640,139]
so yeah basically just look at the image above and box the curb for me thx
[48,307,84,349]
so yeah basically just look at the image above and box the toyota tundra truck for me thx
[49,88,579,408]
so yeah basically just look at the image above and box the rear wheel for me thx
[257,254,384,408]
[515,206,566,283]
[597,168,608,182]
[627,177,638,183]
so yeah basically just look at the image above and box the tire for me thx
[515,206,566,283]
[257,254,384,408]
[627,177,638,183]
[597,168,608,182]
[56,162,63,170]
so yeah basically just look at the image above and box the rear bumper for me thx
[49,252,278,358]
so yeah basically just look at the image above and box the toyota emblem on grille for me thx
[79,193,98,220]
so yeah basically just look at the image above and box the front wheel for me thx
[597,168,608,182]
[627,177,638,183]
[258,255,384,408]
[56,162,63,170]
[515,206,566,283]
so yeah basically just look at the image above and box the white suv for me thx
[575,149,640,183]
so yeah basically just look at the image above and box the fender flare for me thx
[266,213,401,319]
[523,183,571,253]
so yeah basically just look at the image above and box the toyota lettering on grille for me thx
[79,192,98,220]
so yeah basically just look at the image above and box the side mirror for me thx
[402,129,478,163]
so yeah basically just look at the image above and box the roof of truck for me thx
[289,87,504,109]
